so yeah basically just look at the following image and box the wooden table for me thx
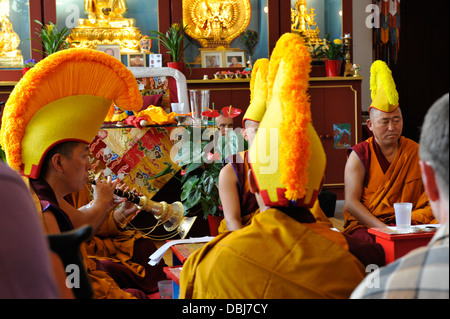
[368,225,439,264]
[163,242,207,298]
[163,266,182,299]
[171,242,207,266]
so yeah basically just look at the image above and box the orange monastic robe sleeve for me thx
[180,209,367,299]
[26,179,136,299]
[70,186,148,279]
[344,137,436,234]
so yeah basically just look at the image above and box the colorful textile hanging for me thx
[373,0,401,66]
[89,126,181,201]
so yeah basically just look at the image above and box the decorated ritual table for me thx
[87,67,190,199]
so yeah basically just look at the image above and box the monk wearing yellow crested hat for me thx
[218,57,332,232]
[343,60,436,242]
[179,33,385,299]
[217,58,269,232]
[0,48,167,298]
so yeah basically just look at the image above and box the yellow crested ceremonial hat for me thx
[242,58,269,128]
[369,60,399,113]
[249,33,326,208]
[0,48,142,178]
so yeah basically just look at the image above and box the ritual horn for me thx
[89,177,196,239]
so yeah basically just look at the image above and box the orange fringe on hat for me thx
[268,33,312,201]
[0,48,142,172]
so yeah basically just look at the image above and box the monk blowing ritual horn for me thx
[88,177,197,239]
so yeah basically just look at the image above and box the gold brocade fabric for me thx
[89,126,180,201]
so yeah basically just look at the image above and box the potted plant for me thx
[306,40,325,65]
[149,22,191,72]
[33,20,73,57]
[174,106,245,235]
[316,33,347,77]
[22,58,36,75]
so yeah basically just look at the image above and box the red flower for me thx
[180,169,186,176]
[201,108,220,118]
[221,105,242,119]
[207,152,220,161]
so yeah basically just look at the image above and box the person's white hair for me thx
[419,93,449,199]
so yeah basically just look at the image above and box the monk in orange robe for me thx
[218,59,332,233]
[344,135,436,238]
[0,48,167,299]
[343,61,435,242]
[70,185,167,299]
[218,150,260,232]
[28,145,167,299]
[180,207,384,299]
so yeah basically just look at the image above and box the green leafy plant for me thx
[149,22,191,63]
[306,40,324,61]
[0,145,6,163]
[33,20,73,57]
[316,33,347,60]
[174,108,246,219]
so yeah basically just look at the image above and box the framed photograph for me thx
[225,51,245,68]
[127,53,146,67]
[201,51,223,68]
[149,54,163,68]
[96,44,121,60]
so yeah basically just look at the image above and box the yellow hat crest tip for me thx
[243,58,270,127]
[250,33,326,208]
[1,48,141,174]
[370,60,399,113]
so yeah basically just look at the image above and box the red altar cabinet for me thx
[368,225,439,264]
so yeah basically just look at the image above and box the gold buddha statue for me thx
[79,0,136,27]
[0,0,23,67]
[291,0,321,43]
[69,0,142,53]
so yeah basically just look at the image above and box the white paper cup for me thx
[158,280,173,299]
[394,202,413,233]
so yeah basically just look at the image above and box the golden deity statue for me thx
[80,0,135,27]
[0,0,23,67]
[69,0,142,53]
[183,0,251,48]
[291,0,321,43]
